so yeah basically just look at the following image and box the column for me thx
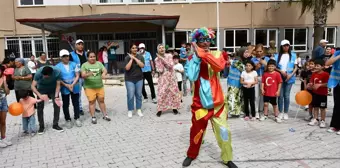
[336,26,340,48]
[307,26,314,55]
[41,24,48,57]
[219,29,224,51]
[161,24,165,45]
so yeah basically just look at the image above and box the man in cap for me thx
[313,39,328,60]
[138,43,156,103]
[55,49,82,128]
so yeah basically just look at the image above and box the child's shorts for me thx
[312,93,327,108]
[264,96,277,105]
[0,97,8,112]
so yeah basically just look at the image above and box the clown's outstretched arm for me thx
[201,52,226,72]
[187,53,201,82]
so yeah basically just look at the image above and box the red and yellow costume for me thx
[185,45,233,163]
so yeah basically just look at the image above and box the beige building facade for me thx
[1,0,340,60]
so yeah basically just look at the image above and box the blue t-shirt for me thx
[312,45,325,59]
[251,56,270,76]
[180,47,187,58]
[55,62,81,95]
[141,51,152,72]
[34,66,61,94]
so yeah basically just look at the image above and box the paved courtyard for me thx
[0,79,339,168]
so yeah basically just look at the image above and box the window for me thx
[131,0,155,2]
[5,36,59,58]
[165,31,191,49]
[224,29,249,53]
[20,0,43,6]
[99,0,123,3]
[284,28,308,52]
[254,29,278,48]
[323,27,336,47]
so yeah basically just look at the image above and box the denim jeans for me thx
[22,115,36,133]
[104,63,109,72]
[255,77,264,113]
[125,80,143,111]
[61,93,80,120]
[223,66,229,78]
[78,78,84,111]
[278,82,293,113]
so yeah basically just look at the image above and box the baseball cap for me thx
[320,39,328,43]
[75,39,84,44]
[280,39,290,46]
[59,49,70,57]
[138,43,145,48]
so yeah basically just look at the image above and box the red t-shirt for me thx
[262,71,283,97]
[309,71,330,95]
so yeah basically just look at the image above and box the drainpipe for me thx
[216,0,220,50]
[251,0,254,44]
[12,0,17,35]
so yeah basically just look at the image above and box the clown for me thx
[182,27,237,168]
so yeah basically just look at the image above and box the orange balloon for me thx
[8,102,24,116]
[295,90,312,106]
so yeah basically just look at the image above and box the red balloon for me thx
[295,91,312,106]
[8,102,24,116]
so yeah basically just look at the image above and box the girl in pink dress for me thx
[155,44,181,117]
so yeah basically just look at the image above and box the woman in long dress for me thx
[155,44,181,117]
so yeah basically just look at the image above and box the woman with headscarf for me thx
[226,47,252,117]
[155,44,181,117]
[12,58,34,102]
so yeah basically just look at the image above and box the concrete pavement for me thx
[0,79,339,168]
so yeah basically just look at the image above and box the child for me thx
[0,66,11,148]
[260,60,282,122]
[179,42,187,59]
[308,59,330,128]
[19,90,42,136]
[173,56,184,102]
[240,60,258,121]
[300,60,315,121]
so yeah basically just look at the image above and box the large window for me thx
[165,31,191,49]
[323,27,337,47]
[99,0,123,3]
[254,29,278,48]
[284,28,308,52]
[5,36,59,58]
[20,0,44,6]
[131,0,155,2]
[224,29,249,53]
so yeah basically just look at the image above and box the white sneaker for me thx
[255,113,260,119]
[275,117,282,123]
[283,113,289,120]
[75,119,82,127]
[327,127,337,133]
[278,113,284,119]
[152,98,157,104]
[309,119,318,126]
[0,141,7,148]
[319,120,326,128]
[137,109,144,117]
[65,120,73,129]
[1,138,12,146]
[304,115,313,121]
[259,116,268,121]
[128,111,133,118]
[337,131,340,135]
[143,99,148,103]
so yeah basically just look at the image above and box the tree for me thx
[289,0,339,48]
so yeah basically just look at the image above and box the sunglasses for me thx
[197,38,212,43]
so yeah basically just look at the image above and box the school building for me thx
[1,0,340,61]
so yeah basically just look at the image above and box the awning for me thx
[16,13,180,32]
